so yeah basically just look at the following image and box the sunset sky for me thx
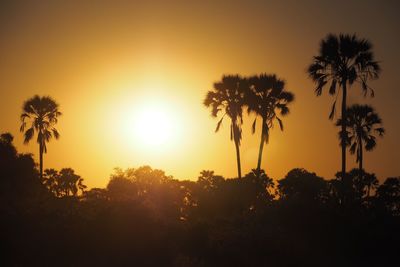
[0,0,399,188]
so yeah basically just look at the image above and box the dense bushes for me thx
[1,135,399,266]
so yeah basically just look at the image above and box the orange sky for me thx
[1,0,399,188]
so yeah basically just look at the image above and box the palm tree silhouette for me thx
[336,104,384,174]
[204,75,247,179]
[308,33,380,180]
[20,95,61,178]
[246,74,294,173]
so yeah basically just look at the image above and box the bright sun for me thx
[133,107,174,146]
[114,100,181,150]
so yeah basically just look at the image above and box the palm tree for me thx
[336,104,385,174]
[246,74,294,173]
[204,75,247,179]
[307,33,380,180]
[20,95,61,178]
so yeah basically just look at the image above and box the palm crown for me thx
[308,33,380,119]
[336,104,384,166]
[204,75,247,145]
[247,74,294,140]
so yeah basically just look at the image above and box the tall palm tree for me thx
[336,104,384,174]
[307,33,380,180]
[246,74,294,173]
[204,75,247,179]
[20,95,61,178]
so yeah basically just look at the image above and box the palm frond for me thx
[315,80,327,96]
[23,127,34,144]
[215,116,224,133]
[365,136,376,151]
[52,128,60,139]
[329,79,337,95]
[276,117,284,131]
[251,118,257,134]
[375,127,385,136]
[329,100,336,120]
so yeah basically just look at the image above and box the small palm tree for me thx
[246,74,294,173]
[204,75,247,179]
[308,33,380,179]
[20,95,61,178]
[336,104,384,174]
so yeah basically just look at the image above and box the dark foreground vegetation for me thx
[1,133,399,267]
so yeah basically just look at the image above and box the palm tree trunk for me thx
[358,135,363,174]
[232,121,242,179]
[39,142,43,179]
[341,82,347,181]
[256,118,267,174]
[234,140,242,179]
[340,82,347,204]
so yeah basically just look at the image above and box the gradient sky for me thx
[1,0,399,188]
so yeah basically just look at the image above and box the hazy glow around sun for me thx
[113,98,182,151]
[133,107,174,146]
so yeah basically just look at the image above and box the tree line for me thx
[0,133,399,265]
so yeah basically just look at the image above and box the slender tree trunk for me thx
[341,82,347,181]
[256,118,267,175]
[232,121,242,179]
[359,136,368,199]
[39,142,43,179]
[341,82,347,204]
[358,135,363,174]
[234,140,242,179]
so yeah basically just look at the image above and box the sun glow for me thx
[133,107,174,146]
[113,98,182,151]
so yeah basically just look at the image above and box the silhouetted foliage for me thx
[308,33,380,181]
[106,166,189,221]
[278,168,328,204]
[333,168,379,206]
[376,177,400,216]
[43,168,87,197]
[337,104,385,174]
[0,132,45,200]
